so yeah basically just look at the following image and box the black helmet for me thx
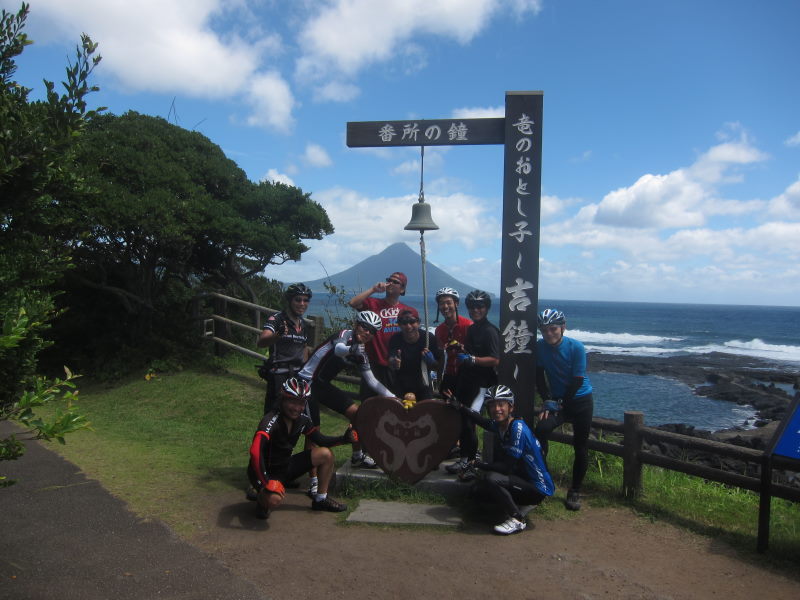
[284,282,312,300]
[465,289,491,310]
[538,308,565,327]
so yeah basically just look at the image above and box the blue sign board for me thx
[773,401,800,460]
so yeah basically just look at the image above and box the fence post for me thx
[623,411,644,499]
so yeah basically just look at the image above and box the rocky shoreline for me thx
[587,351,799,450]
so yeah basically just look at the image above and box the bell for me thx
[404,200,439,231]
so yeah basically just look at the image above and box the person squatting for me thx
[250,278,589,534]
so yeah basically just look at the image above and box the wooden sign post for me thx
[347,91,543,424]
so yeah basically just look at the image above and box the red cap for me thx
[389,272,408,294]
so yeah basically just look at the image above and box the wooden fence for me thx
[551,411,800,503]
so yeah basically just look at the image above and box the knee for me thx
[312,446,334,466]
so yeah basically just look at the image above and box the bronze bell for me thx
[404,200,439,231]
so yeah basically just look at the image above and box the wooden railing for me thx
[550,411,800,503]
[199,291,360,389]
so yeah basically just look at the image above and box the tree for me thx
[1,3,98,484]
[47,112,333,373]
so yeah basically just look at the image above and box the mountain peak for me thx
[303,243,478,296]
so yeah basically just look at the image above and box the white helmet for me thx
[435,287,460,303]
[355,310,382,333]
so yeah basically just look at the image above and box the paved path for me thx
[0,422,266,600]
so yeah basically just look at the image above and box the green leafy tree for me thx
[48,112,333,374]
[1,3,98,484]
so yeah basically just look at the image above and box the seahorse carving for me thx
[375,412,439,474]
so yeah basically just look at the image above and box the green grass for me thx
[543,431,800,568]
[38,354,800,570]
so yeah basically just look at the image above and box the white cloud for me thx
[313,80,360,102]
[29,0,296,132]
[262,169,295,186]
[302,143,333,167]
[767,178,800,219]
[245,71,295,132]
[785,131,800,147]
[593,133,768,228]
[452,105,504,119]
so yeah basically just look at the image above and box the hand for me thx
[345,353,366,365]
[389,349,402,370]
[422,349,436,367]
[343,425,358,444]
[456,353,475,366]
[374,281,387,293]
[540,399,561,421]
[442,390,462,411]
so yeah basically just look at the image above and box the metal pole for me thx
[419,230,429,334]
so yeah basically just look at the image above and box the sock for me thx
[309,476,318,486]
[352,450,363,460]
[314,492,327,502]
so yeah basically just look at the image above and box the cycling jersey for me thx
[434,314,472,378]
[248,409,346,491]
[262,310,308,369]
[388,330,441,400]
[536,336,592,400]
[463,409,554,497]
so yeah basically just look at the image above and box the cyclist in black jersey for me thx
[257,283,312,414]
[446,290,500,481]
[248,377,353,518]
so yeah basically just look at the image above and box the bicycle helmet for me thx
[435,287,460,303]
[355,310,382,333]
[465,289,491,310]
[538,308,566,327]
[485,385,515,405]
[284,282,312,300]
[281,376,311,399]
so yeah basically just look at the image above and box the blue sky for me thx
[6,0,800,306]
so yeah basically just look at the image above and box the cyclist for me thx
[247,377,353,519]
[446,290,500,481]
[298,310,396,469]
[257,283,312,414]
[348,272,418,393]
[433,287,472,399]
[535,308,594,511]
[387,310,441,401]
[448,385,554,535]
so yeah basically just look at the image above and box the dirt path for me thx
[190,488,799,600]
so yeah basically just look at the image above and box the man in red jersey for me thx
[349,271,418,394]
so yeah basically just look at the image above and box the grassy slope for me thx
[43,355,799,567]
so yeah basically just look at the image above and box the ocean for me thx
[308,296,800,431]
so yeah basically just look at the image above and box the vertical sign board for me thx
[499,92,543,425]
[757,393,800,552]
[346,91,544,425]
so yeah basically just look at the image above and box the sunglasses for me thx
[357,323,378,335]
[385,278,402,286]
[398,318,418,325]
[292,296,310,303]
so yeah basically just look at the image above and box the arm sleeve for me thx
[248,431,272,489]
[306,427,347,448]
[361,364,394,397]
[459,406,494,430]
[563,376,584,404]
[536,366,551,400]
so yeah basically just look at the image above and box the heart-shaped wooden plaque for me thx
[355,397,460,484]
